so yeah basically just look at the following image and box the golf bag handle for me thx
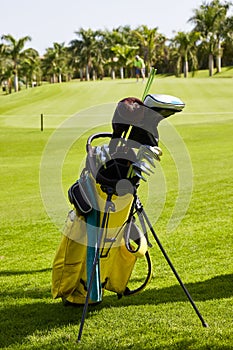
[86,132,112,155]
[86,133,113,180]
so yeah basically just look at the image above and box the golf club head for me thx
[132,162,151,176]
[139,161,154,173]
[143,145,162,162]
[102,144,111,162]
[143,93,185,117]
[133,169,147,182]
[140,153,156,168]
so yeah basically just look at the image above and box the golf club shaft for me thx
[142,67,157,100]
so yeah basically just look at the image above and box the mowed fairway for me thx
[0,75,233,349]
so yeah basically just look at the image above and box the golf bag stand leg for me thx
[134,195,208,328]
[77,191,114,342]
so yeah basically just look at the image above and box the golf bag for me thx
[52,92,207,339]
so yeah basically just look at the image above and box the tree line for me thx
[0,0,233,93]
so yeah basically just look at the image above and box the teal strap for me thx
[85,175,102,303]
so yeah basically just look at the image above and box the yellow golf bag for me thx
[51,95,207,340]
[52,94,184,305]
[52,179,151,305]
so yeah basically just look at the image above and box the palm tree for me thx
[20,48,41,87]
[101,27,138,79]
[1,34,32,91]
[90,30,106,80]
[53,42,68,82]
[72,28,101,81]
[42,42,68,83]
[132,25,166,74]
[172,31,200,77]
[189,0,232,76]
[0,43,8,89]
[101,29,125,79]
[111,44,139,79]
[41,47,57,83]
[221,15,233,66]
[68,38,85,80]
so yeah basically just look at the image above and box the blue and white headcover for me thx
[143,94,185,112]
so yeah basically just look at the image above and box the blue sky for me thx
[1,0,204,54]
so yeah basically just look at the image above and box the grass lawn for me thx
[0,74,233,349]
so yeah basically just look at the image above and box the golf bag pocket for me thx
[68,178,92,215]
[100,244,137,295]
[52,211,89,304]
[52,236,90,304]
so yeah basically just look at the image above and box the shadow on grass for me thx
[0,273,232,347]
[0,268,51,276]
[101,273,233,308]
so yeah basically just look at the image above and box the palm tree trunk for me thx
[8,78,12,94]
[209,53,214,77]
[14,73,19,92]
[86,65,90,81]
[183,60,189,78]
[176,57,181,77]
[120,67,124,79]
[52,74,57,83]
[216,41,222,73]
[80,68,84,81]
[111,68,115,80]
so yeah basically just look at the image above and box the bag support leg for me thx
[134,195,208,328]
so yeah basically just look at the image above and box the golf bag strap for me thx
[124,219,148,258]
[122,250,152,297]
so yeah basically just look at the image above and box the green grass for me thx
[0,76,233,349]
